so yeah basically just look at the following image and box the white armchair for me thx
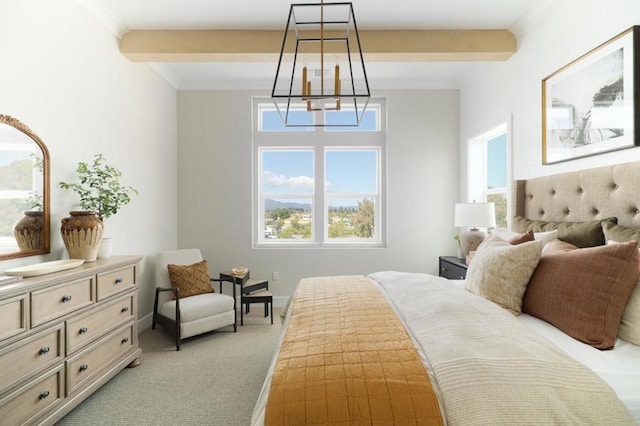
[153,249,236,350]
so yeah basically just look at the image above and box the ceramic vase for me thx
[13,211,44,251]
[61,211,104,262]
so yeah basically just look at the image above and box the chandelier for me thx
[271,1,370,127]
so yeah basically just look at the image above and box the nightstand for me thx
[439,256,468,280]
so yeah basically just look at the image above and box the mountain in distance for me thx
[265,199,311,211]
[265,199,359,211]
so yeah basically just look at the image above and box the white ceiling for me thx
[92,0,539,89]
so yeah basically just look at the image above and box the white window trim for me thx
[252,97,386,248]
[467,120,512,227]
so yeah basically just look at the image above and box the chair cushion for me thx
[161,293,235,322]
[167,260,213,298]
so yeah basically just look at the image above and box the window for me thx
[253,99,385,247]
[468,124,509,228]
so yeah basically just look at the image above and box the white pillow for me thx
[466,234,543,315]
[492,227,558,246]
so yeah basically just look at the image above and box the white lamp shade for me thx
[454,202,496,228]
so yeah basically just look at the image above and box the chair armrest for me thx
[153,287,179,315]
[210,277,236,302]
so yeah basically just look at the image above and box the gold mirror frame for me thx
[0,115,50,261]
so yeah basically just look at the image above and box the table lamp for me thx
[454,202,496,257]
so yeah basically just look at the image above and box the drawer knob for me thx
[39,390,50,400]
[39,346,50,355]
[121,306,129,313]
[79,327,88,334]
[115,278,124,284]
[79,364,89,372]
[121,337,129,344]
[61,295,72,302]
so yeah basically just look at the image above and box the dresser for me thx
[0,256,142,425]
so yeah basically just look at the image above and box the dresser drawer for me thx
[0,294,28,342]
[31,278,94,327]
[66,323,134,394]
[66,294,134,354]
[0,324,63,394]
[0,364,64,426]
[97,266,136,301]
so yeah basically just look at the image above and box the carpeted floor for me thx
[56,309,283,426]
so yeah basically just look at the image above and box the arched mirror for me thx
[0,115,50,260]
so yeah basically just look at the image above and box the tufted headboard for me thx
[513,161,640,228]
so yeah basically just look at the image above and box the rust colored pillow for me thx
[167,260,213,299]
[507,230,534,245]
[523,240,640,349]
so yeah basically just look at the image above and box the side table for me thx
[220,270,272,325]
[438,256,468,280]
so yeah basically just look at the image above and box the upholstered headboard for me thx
[513,161,640,228]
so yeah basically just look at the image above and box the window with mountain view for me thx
[253,99,385,247]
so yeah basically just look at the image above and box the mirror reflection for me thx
[0,115,50,260]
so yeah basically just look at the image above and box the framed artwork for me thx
[542,26,640,164]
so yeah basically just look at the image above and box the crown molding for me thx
[76,0,128,39]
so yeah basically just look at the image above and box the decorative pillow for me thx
[620,275,640,346]
[512,216,616,248]
[522,240,639,349]
[603,226,640,346]
[602,221,640,244]
[167,260,213,299]
[493,228,558,246]
[465,235,542,315]
[507,230,534,245]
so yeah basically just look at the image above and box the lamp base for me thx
[459,229,487,257]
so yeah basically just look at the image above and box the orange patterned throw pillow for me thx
[167,260,213,298]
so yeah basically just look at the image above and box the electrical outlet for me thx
[272,271,279,281]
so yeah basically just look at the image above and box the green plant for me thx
[59,153,138,221]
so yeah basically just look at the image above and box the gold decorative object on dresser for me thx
[0,255,142,425]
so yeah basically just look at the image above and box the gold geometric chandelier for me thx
[271,1,370,127]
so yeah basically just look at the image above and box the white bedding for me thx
[252,273,640,425]
[449,278,640,422]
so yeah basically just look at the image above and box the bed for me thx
[252,161,640,425]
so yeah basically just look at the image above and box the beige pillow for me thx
[167,260,213,299]
[465,235,543,315]
[606,235,640,346]
[621,277,640,345]
[523,240,639,350]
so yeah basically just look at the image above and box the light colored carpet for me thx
[57,309,283,426]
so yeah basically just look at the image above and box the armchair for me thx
[153,249,236,350]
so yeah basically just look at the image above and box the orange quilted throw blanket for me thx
[265,275,443,425]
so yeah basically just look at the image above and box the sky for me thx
[487,133,507,189]
[260,108,379,208]
[262,149,378,196]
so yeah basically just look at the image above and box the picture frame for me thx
[542,26,640,164]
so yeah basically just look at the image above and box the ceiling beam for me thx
[119,29,516,62]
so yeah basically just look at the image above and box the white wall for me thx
[0,0,178,324]
[460,0,640,197]
[177,89,459,302]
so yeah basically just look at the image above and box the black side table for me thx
[438,256,468,280]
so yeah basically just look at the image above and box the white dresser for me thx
[0,256,142,425]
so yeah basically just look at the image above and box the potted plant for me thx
[59,153,138,261]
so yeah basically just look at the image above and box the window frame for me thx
[253,97,386,248]
[467,122,511,228]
